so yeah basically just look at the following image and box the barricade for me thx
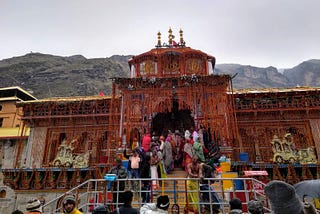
[41,176,271,214]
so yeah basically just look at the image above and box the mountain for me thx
[215,64,293,89]
[0,53,319,99]
[283,59,320,87]
[0,53,131,98]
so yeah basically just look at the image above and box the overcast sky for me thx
[1,0,319,68]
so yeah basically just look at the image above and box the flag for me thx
[173,40,178,47]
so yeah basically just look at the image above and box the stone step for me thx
[163,168,188,208]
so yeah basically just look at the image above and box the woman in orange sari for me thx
[183,138,194,173]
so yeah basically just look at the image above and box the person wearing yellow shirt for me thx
[62,195,82,214]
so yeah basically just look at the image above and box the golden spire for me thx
[179,28,184,45]
[157,31,162,47]
[168,27,173,45]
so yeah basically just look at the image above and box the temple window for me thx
[139,60,157,76]
[185,58,205,74]
[161,52,180,75]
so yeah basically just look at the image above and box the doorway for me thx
[151,109,194,137]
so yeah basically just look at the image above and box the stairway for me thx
[163,168,227,214]
[130,168,189,213]
[164,168,188,206]
[41,168,270,214]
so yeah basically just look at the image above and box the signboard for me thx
[244,170,269,195]
[244,170,268,176]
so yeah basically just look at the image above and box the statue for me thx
[51,139,89,168]
[271,133,317,164]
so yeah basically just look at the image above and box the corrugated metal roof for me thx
[0,86,37,100]
[17,95,117,104]
[232,86,320,94]
[0,96,23,102]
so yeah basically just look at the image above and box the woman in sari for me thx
[183,138,194,173]
[150,149,160,191]
[156,145,167,188]
[193,137,205,163]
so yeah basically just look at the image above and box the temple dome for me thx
[128,29,216,78]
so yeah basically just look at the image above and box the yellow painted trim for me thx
[0,127,30,138]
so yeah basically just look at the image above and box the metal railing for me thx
[42,176,271,214]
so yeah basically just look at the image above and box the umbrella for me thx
[294,180,320,209]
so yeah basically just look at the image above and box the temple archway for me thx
[151,99,194,137]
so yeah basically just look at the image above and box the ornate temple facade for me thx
[234,87,320,183]
[1,30,319,203]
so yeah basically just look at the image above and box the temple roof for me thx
[233,86,320,94]
[129,46,214,60]
[16,95,115,106]
[127,28,216,78]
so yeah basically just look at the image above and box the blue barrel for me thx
[239,152,249,162]
[234,180,244,190]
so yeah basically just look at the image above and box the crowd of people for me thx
[13,127,223,214]
[11,127,320,214]
[126,127,222,211]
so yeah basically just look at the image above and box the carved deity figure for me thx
[51,138,89,168]
[271,133,317,164]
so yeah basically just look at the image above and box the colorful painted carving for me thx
[51,139,89,168]
[298,147,317,164]
[271,133,317,164]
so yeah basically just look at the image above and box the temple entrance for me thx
[151,109,194,137]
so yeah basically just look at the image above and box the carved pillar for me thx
[56,169,68,189]
[84,169,93,181]
[34,170,44,190]
[12,170,21,190]
[45,169,56,189]
[253,135,263,163]
[20,170,34,190]
[272,164,283,181]
[70,169,80,187]
[286,164,299,184]
[301,165,308,180]
[306,165,314,180]
[309,119,320,162]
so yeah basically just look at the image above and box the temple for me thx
[0,29,319,209]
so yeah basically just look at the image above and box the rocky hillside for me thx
[283,59,320,87]
[0,53,131,98]
[0,53,319,99]
[215,64,292,89]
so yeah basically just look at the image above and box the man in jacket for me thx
[113,191,139,214]
[140,195,170,214]
[108,158,128,204]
